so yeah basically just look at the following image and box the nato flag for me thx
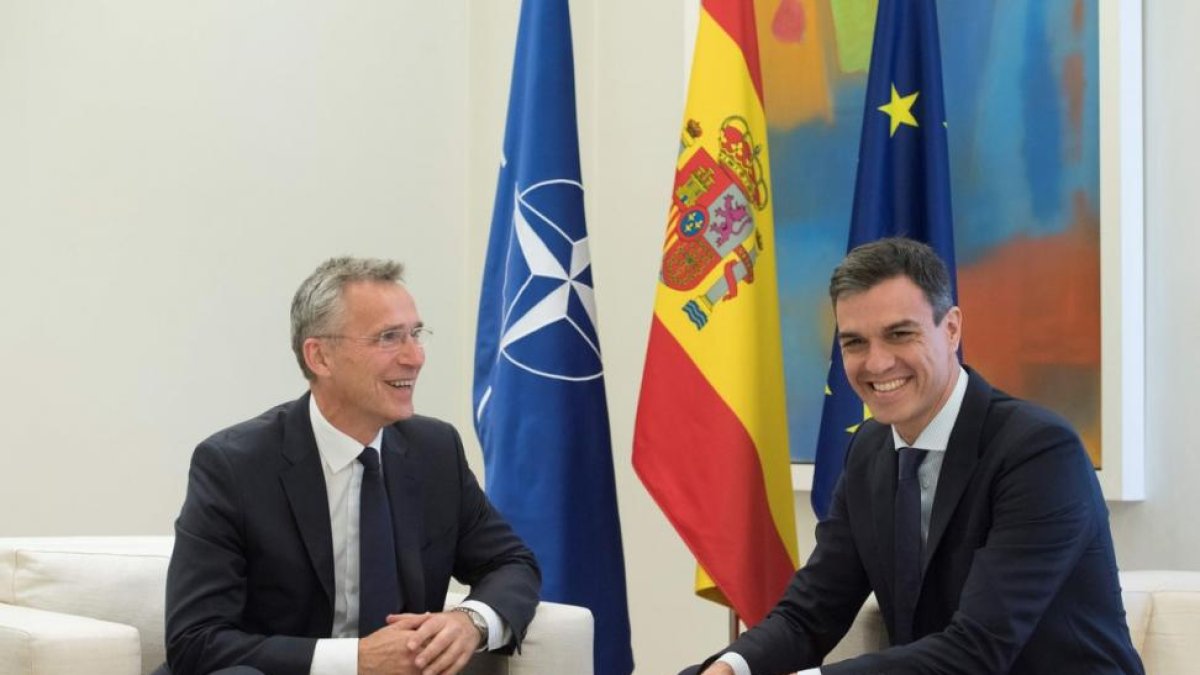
[812,0,959,519]
[473,1,633,673]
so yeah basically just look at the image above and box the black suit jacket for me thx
[165,394,540,675]
[714,368,1142,674]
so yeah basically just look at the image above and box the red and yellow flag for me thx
[633,0,798,625]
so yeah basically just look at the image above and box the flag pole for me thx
[728,609,741,643]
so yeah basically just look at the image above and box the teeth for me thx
[388,380,414,388]
[873,378,907,392]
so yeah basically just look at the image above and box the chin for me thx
[864,402,908,429]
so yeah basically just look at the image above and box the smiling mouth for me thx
[871,377,909,393]
[386,379,415,389]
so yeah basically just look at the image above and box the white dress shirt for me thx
[306,396,509,674]
[719,367,969,675]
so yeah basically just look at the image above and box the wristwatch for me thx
[452,606,489,651]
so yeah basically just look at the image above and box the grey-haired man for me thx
[162,257,539,675]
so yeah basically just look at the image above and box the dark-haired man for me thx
[688,238,1142,674]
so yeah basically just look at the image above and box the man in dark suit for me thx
[163,257,540,675]
[688,238,1142,674]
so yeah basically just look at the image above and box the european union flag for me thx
[811,0,958,519]
[473,1,633,673]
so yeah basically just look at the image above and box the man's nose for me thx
[394,340,425,365]
[863,342,894,373]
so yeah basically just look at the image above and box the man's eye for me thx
[378,330,404,346]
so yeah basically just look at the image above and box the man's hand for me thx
[700,664,736,675]
[387,610,481,675]
[358,614,430,675]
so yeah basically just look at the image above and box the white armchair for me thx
[0,537,592,675]
[822,570,1200,672]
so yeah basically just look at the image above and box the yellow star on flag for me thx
[878,84,919,137]
[844,403,873,435]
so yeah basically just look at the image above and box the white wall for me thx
[2,1,1197,673]
[1107,0,1200,569]
[0,0,472,533]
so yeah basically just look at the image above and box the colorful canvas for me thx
[759,0,1102,465]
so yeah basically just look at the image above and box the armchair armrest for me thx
[0,602,142,675]
[445,592,594,675]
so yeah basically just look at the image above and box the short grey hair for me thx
[829,237,954,324]
[290,256,405,380]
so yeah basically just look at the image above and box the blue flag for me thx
[473,1,633,673]
[811,0,958,519]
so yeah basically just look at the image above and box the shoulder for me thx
[956,380,1101,501]
[392,414,461,447]
[980,387,1080,455]
[950,367,1083,462]
[389,415,467,471]
[191,396,304,468]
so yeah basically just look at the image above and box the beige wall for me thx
[1,1,1196,672]
[0,0,473,535]
[1107,0,1200,569]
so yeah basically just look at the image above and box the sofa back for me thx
[1120,570,1200,673]
[0,536,172,674]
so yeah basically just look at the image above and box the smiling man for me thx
[162,257,539,675]
[686,238,1142,675]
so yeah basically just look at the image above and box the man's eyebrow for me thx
[837,319,920,339]
[378,321,424,332]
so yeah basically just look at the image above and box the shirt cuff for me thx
[717,652,751,675]
[309,637,358,675]
[457,599,512,651]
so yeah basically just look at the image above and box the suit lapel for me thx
[868,430,899,606]
[382,425,426,612]
[279,393,336,604]
[923,369,990,570]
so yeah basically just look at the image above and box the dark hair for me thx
[828,237,954,323]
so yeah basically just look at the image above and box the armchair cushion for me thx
[0,537,171,673]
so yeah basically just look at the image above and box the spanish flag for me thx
[633,0,797,626]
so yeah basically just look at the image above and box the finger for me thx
[414,621,460,670]
[388,612,430,628]
[408,614,449,652]
[421,631,473,675]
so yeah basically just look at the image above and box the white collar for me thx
[309,394,384,473]
[891,365,969,453]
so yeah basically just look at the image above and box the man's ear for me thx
[303,337,333,378]
[942,305,962,351]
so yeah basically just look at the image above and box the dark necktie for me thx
[358,448,401,636]
[893,446,928,645]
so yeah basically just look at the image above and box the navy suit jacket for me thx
[713,368,1142,674]
[165,394,540,675]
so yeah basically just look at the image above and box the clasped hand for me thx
[358,610,481,675]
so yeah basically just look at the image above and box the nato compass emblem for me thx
[484,178,602,406]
